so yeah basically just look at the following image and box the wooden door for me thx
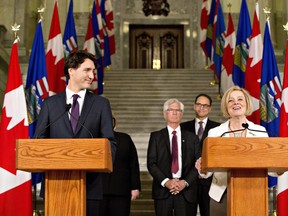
[129,25,184,69]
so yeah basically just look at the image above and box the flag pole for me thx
[215,80,221,100]
[205,56,209,69]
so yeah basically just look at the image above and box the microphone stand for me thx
[33,184,41,216]
[269,186,277,216]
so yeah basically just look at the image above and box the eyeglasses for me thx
[195,103,211,109]
[166,109,183,113]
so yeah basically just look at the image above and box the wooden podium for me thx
[16,138,113,216]
[202,137,288,216]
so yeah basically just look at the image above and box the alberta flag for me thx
[63,0,78,57]
[211,0,225,80]
[26,20,49,137]
[260,20,281,137]
[232,0,251,88]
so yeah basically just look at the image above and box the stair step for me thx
[131,199,154,210]
[137,189,152,199]
[130,210,156,216]
[130,171,154,214]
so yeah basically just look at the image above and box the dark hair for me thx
[64,50,97,80]
[194,93,212,106]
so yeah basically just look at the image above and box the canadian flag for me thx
[245,2,263,124]
[83,14,98,94]
[91,0,105,94]
[83,15,96,55]
[199,0,210,57]
[277,38,288,216]
[101,0,115,56]
[221,12,235,93]
[46,1,65,95]
[0,39,32,215]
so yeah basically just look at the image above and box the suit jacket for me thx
[34,90,117,200]
[147,128,201,203]
[181,119,220,186]
[102,131,141,195]
[203,120,268,202]
[181,118,220,150]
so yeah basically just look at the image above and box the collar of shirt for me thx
[195,117,208,132]
[167,125,181,136]
[66,88,86,114]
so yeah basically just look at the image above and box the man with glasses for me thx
[181,94,220,216]
[147,98,201,216]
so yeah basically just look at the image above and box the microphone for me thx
[242,123,249,130]
[35,104,72,138]
[241,123,270,135]
[66,104,72,111]
[69,111,94,138]
[220,127,246,137]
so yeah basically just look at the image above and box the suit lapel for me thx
[181,129,187,165]
[191,119,196,134]
[202,119,211,139]
[161,128,171,153]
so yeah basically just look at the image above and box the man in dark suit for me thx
[99,115,141,216]
[147,98,201,216]
[34,50,117,216]
[181,94,220,216]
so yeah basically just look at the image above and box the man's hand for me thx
[195,157,202,171]
[196,157,207,176]
[165,179,186,195]
[131,189,140,201]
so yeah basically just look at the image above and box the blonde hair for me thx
[221,86,254,118]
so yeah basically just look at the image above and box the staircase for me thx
[103,69,224,216]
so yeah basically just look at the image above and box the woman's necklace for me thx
[229,122,245,137]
